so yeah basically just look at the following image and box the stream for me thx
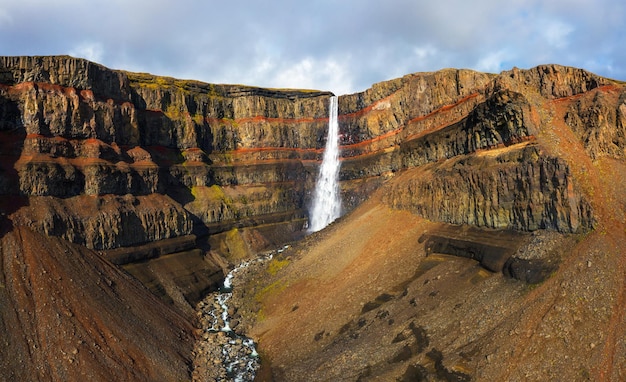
[193,245,289,381]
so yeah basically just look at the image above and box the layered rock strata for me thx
[0,56,334,313]
[335,66,623,234]
[2,59,613,253]
[0,56,333,252]
[384,143,594,233]
[2,56,626,381]
[2,57,619,317]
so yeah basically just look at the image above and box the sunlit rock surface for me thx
[1,56,626,380]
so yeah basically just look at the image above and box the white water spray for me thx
[309,95,342,232]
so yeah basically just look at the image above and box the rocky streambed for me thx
[192,246,289,381]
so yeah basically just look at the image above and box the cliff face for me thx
[384,144,594,233]
[0,57,336,346]
[1,57,620,313]
[236,67,626,381]
[2,57,623,300]
[0,57,333,253]
[2,56,626,381]
[335,65,613,232]
[2,58,613,250]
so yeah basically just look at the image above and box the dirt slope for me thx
[240,154,626,381]
[0,225,196,381]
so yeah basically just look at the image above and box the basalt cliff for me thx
[1,56,625,381]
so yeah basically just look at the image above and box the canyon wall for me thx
[239,66,626,381]
[0,56,333,253]
[2,56,626,381]
[2,57,624,309]
[3,58,615,251]
[0,56,334,319]
[383,143,594,233]
[335,65,613,231]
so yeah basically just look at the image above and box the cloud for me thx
[475,50,511,74]
[272,57,353,95]
[69,42,104,64]
[543,20,574,49]
[0,7,12,26]
[0,0,624,94]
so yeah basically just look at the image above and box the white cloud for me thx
[475,50,510,73]
[0,0,624,92]
[273,58,315,89]
[69,42,104,63]
[266,57,353,95]
[543,20,574,49]
[0,8,12,26]
[413,46,438,61]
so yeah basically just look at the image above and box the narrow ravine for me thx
[192,245,289,381]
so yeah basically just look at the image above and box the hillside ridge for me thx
[1,55,625,380]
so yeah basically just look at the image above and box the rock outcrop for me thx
[335,66,614,234]
[2,59,614,254]
[0,56,626,308]
[0,57,333,253]
[0,56,333,316]
[14,194,191,250]
[2,56,626,381]
[2,57,620,320]
[384,143,594,233]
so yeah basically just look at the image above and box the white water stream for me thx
[308,95,342,232]
[201,245,289,381]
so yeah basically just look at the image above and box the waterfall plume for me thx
[308,95,342,232]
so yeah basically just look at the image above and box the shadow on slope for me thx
[241,173,589,381]
[0,226,195,382]
[0,95,28,238]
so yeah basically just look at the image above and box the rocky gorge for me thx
[1,56,626,381]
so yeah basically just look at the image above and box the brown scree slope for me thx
[0,225,195,381]
[237,67,626,381]
[1,56,626,380]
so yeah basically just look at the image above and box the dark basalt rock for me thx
[503,257,559,284]
[2,56,625,381]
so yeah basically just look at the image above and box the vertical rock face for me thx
[563,88,626,159]
[335,65,614,232]
[2,57,626,381]
[384,144,594,233]
[240,65,626,382]
[0,56,334,252]
[2,57,614,251]
[23,195,193,250]
[0,57,337,333]
[0,56,131,100]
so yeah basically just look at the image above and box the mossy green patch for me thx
[209,184,227,199]
[193,113,205,125]
[191,184,230,202]
[223,228,249,261]
[164,103,183,120]
[255,279,288,305]
[267,257,290,276]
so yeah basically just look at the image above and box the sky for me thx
[0,0,624,95]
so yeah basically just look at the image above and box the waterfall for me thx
[308,95,342,232]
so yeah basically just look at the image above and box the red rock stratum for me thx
[1,56,626,381]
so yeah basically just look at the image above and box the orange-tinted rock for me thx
[2,56,626,381]
[0,226,195,381]
[384,143,594,233]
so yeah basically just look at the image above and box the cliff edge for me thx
[1,56,626,381]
